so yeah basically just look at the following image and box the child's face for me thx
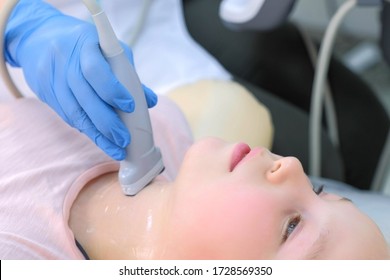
[163,138,389,259]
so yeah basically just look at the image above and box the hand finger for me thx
[67,70,131,148]
[120,44,158,108]
[81,126,127,161]
[57,93,126,160]
[79,40,135,113]
[142,84,158,108]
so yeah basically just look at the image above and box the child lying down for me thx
[0,80,389,260]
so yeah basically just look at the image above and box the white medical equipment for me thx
[0,0,164,196]
[219,0,296,31]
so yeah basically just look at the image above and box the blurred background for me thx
[293,0,390,193]
[183,0,390,194]
[292,0,390,113]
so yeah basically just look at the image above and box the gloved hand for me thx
[5,0,158,160]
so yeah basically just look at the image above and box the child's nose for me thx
[266,156,304,185]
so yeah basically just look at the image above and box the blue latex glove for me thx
[5,0,158,160]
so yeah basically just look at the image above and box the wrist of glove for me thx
[5,0,158,160]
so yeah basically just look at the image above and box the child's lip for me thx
[231,144,266,171]
[230,143,253,171]
[230,142,251,172]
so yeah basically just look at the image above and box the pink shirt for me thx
[0,97,193,259]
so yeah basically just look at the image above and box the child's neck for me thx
[69,172,173,259]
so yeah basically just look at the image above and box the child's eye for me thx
[282,215,301,242]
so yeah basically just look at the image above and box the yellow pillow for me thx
[167,79,274,149]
